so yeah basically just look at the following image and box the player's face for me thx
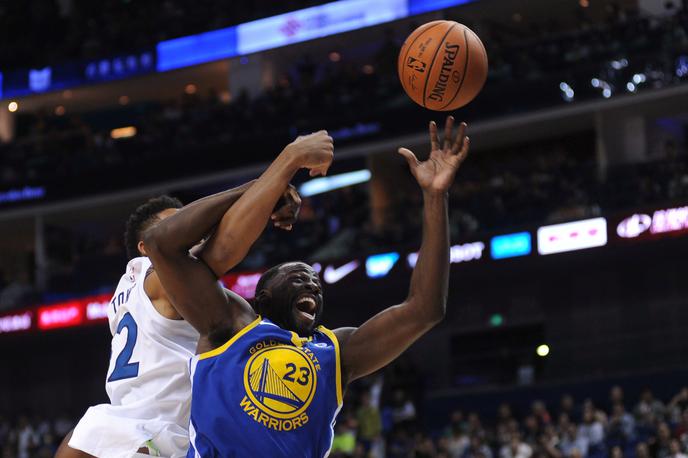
[267,262,323,336]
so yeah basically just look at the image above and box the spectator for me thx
[607,402,636,445]
[463,435,494,458]
[577,406,606,455]
[635,388,667,425]
[669,438,688,458]
[331,417,358,458]
[560,424,589,458]
[500,433,533,458]
[356,391,382,452]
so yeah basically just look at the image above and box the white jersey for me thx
[70,257,199,458]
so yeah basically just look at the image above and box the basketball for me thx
[398,20,488,111]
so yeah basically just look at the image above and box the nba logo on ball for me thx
[398,20,488,111]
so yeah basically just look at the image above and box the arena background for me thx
[1,0,688,457]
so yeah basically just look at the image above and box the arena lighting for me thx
[110,126,137,139]
[323,260,360,284]
[299,169,371,197]
[626,82,637,92]
[537,217,608,255]
[7,101,18,112]
[559,82,575,102]
[0,312,32,334]
[365,252,400,278]
[610,59,629,70]
[406,241,485,268]
[489,314,504,327]
[677,56,688,77]
[490,232,532,259]
[536,344,550,357]
[632,73,647,84]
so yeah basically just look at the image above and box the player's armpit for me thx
[334,302,440,384]
[143,269,183,320]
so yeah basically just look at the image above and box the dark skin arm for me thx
[334,117,470,383]
[144,182,301,319]
[144,131,334,353]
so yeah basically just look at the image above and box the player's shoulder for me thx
[330,327,356,344]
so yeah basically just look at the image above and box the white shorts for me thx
[69,404,189,458]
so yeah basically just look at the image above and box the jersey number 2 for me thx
[108,312,140,382]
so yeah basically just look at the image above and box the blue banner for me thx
[156,27,238,72]
[408,0,474,15]
[2,50,155,99]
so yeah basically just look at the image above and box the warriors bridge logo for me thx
[241,345,317,431]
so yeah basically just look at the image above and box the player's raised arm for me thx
[334,116,469,383]
[144,132,333,348]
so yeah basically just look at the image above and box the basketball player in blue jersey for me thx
[144,118,469,457]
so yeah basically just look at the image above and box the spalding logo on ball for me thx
[398,20,488,111]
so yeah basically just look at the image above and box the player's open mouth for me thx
[295,294,317,321]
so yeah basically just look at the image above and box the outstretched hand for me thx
[398,117,470,193]
[270,184,302,231]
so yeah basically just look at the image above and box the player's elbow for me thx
[426,304,446,326]
[407,297,446,327]
[142,224,176,257]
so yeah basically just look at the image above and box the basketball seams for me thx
[421,23,457,109]
[440,27,471,111]
[398,21,445,99]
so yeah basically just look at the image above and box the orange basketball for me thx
[398,20,488,111]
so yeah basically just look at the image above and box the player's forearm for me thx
[406,190,450,323]
[145,181,254,255]
[201,151,301,276]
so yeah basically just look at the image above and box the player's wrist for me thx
[422,188,449,200]
[278,146,304,173]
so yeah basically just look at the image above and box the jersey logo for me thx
[240,345,317,431]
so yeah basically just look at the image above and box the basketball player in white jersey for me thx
[55,132,332,458]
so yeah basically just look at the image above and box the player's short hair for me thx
[124,195,183,260]
[253,262,289,312]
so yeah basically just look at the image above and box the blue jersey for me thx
[187,316,343,458]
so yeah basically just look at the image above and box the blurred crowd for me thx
[5,379,688,458]
[330,384,688,458]
[2,3,688,195]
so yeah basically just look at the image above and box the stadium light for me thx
[489,314,504,327]
[7,101,18,112]
[111,126,137,139]
[536,344,550,357]
[299,169,371,197]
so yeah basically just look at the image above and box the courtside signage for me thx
[0,311,32,334]
[37,293,112,330]
[237,0,407,55]
[323,261,360,284]
[366,252,400,278]
[222,272,264,299]
[490,232,531,259]
[537,217,608,255]
[616,205,688,239]
[407,242,485,268]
